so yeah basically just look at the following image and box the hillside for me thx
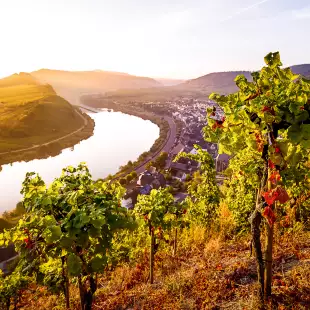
[0,73,85,153]
[177,64,310,95]
[31,69,162,105]
[178,71,253,94]
[291,64,310,78]
[0,72,39,88]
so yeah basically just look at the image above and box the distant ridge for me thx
[0,72,41,88]
[31,69,162,92]
[177,64,310,94]
[31,69,163,105]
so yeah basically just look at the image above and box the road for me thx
[0,108,88,156]
[133,115,177,174]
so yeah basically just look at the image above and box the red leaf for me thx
[275,147,280,153]
[276,187,289,204]
[262,206,276,226]
[262,106,275,115]
[262,190,279,206]
[268,160,275,169]
[269,171,281,184]
[216,264,223,271]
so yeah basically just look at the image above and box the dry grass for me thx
[16,226,310,310]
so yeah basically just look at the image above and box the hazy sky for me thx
[0,0,309,79]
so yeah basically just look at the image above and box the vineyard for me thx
[1,52,310,310]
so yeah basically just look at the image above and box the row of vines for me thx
[1,52,310,309]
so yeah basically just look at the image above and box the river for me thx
[0,111,159,213]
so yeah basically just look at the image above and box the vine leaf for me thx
[262,206,276,226]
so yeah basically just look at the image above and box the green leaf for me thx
[91,218,105,229]
[90,255,106,272]
[264,52,282,68]
[67,253,82,276]
[301,124,310,140]
[44,225,61,243]
[42,197,52,206]
[43,215,57,226]
[287,125,302,143]
[289,102,300,114]
[59,237,73,248]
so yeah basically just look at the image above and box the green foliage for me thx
[130,171,138,179]
[134,188,175,234]
[119,177,127,185]
[0,270,29,309]
[0,163,131,309]
[222,176,256,231]
[154,151,168,170]
[126,174,133,183]
[206,52,310,229]
[206,51,310,300]
[176,146,220,226]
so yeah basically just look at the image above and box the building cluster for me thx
[121,97,230,209]
[165,97,229,173]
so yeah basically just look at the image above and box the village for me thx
[121,97,229,209]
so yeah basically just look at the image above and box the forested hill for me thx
[0,73,85,153]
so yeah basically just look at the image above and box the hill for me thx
[154,78,185,86]
[291,64,310,78]
[0,73,86,153]
[177,64,310,95]
[31,69,162,105]
[178,71,253,94]
[0,72,39,88]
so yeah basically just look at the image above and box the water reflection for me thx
[0,112,159,212]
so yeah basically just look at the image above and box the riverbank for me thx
[0,109,95,166]
[81,98,176,179]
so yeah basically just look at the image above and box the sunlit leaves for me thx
[134,188,174,233]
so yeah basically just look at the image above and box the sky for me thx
[0,0,309,79]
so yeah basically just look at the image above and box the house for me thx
[122,171,167,209]
[170,143,185,158]
[137,171,154,186]
[170,162,192,181]
[137,170,166,189]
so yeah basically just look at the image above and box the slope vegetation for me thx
[0,73,85,152]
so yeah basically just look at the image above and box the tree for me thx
[154,152,168,169]
[133,188,174,284]
[145,161,155,171]
[130,171,138,179]
[126,174,133,183]
[205,52,310,302]
[1,164,130,310]
[119,178,126,185]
